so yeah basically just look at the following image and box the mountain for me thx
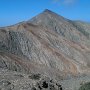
[29,9,90,46]
[0,9,90,90]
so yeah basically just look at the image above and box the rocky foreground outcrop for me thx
[1,69,90,90]
[0,69,63,90]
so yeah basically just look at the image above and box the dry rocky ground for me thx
[0,69,90,90]
[0,69,63,90]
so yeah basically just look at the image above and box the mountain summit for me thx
[0,9,90,90]
[44,9,54,12]
[30,9,90,44]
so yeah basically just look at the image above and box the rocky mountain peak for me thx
[43,9,55,14]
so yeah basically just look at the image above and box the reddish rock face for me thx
[0,9,90,80]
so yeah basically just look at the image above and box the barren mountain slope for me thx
[29,9,90,48]
[0,9,90,79]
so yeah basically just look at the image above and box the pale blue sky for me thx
[0,0,90,26]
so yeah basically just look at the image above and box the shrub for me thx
[79,82,90,90]
[28,74,41,80]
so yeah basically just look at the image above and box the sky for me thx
[0,0,90,26]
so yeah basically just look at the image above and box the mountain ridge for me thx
[0,9,90,78]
